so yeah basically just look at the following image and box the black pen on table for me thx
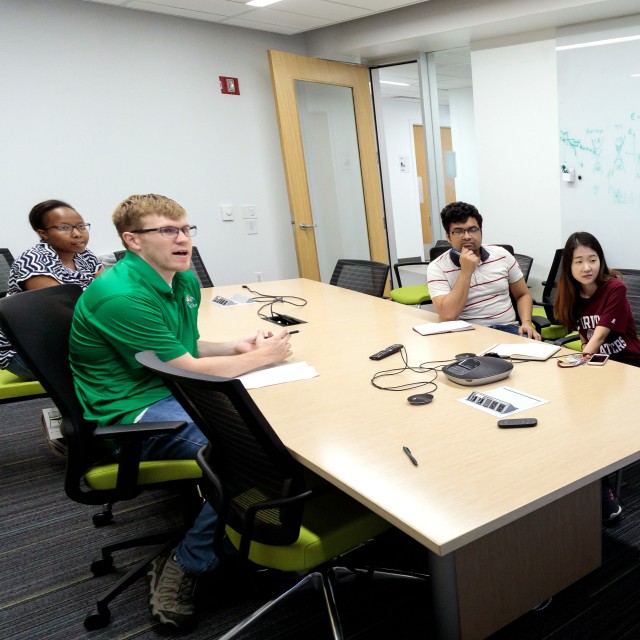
[288,330,300,334]
[403,446,418,466]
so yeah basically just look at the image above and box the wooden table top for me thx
[199,279,640,555]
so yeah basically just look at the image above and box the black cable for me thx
[241,285,307,321]
[370,346,449,392]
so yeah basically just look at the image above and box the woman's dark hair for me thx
[29,199,75,232]
[554,231,617,327]
[440,201,483,234]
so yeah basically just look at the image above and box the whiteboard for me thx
[557,39,640,267]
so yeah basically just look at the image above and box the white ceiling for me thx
[81,1,637,104]
[82,0,432,35]
[378,48,472,105]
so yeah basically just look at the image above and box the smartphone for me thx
[587,354,609,366]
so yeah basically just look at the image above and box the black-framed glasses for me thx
[43,223,91,233]
[131,225,197,239]
[449,226,481,237]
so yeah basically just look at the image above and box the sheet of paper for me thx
[238,361,318,389]
[458,386,548,417]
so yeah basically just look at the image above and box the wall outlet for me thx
[240,205,257,219]
[245,219,258,234]
[220,204,234,221]
[255,272,263,282]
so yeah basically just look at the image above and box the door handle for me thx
[299,223,318,230]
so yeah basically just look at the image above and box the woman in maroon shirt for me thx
[554,231,640,522]
[555,231,640,366]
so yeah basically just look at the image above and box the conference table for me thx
[198,278,640,640]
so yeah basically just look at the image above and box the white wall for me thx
[378,99,425,264]
[472,35,562,298]
[0,0,305,285]
[448,87,479,206]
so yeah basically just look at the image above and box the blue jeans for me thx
[490,324,520,336]
[138,395,220,575]
[6,353,38,381]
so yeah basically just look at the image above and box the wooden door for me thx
[268,50,387,281]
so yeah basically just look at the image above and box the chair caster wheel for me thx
[91,557,114,576]
[84,610,110,630]
[92,512,113,527]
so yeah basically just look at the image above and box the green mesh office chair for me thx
[0,285,202,630]
[390,260,431,306]
[0,248,47,402]
[135,350,421,640]
[532,249,579,345]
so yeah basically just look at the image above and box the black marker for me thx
[403,446,418,466]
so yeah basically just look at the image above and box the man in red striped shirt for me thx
[426,202,540,339]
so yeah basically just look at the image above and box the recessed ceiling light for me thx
[631,74,640,77]
[247,0,283,7]
[380,80,410,86]
[557,34,640,50]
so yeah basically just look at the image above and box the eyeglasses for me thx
[43,223,91,233]
[130,225,197,239]
[449,226,481,237]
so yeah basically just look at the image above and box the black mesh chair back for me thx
[614,269,640,335]
[537,249,564,324]
[135,350,308,556]
[0,248,14,298]
[429,242,451,261]
[392,259,429,288]
[0,285,112,503]
[329,259,389,297]
[114,246,213,288]
[514,254,534,283]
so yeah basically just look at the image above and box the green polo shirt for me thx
[69,251,201,427]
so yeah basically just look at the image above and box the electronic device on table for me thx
[442,356,513,386]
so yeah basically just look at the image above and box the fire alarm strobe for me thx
[220,76,240,95]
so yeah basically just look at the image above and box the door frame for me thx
[268,50,388,281]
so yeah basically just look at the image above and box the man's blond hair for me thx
[112,194,186,240]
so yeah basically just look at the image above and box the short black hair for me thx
[440,201,483,234]
[29,200,75,232]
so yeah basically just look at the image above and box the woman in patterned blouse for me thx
[0,199,103,380]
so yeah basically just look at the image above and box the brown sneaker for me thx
[147,548,197,629]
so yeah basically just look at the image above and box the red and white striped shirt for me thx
[426,245,524,326]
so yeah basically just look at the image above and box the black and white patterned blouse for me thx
[0,243,101,369]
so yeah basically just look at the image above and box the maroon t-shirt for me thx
[575,277,640,364]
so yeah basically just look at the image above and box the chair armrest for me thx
[95,421,188,498]
[94,420,188,440]
[531,315,550,332]
[554,333,581,347]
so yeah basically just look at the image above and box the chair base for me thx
[84,532,180,630]
[218,565,430,640]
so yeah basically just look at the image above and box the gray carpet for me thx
[3,397,640,639]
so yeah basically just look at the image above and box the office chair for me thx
[114,246,214,288]
[330,259,389,297]
[390,259,431,306]
[0,248,13,298]
[0,285,202,630]
[530,249,577,342]
[0,247,48,402]
[514,254,534,283]
[135,351,426,640]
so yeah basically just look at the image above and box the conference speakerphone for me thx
[442,356,513,386]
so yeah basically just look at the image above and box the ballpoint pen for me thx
[403,446,418,466]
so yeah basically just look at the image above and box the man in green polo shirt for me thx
[70,194,292,630]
